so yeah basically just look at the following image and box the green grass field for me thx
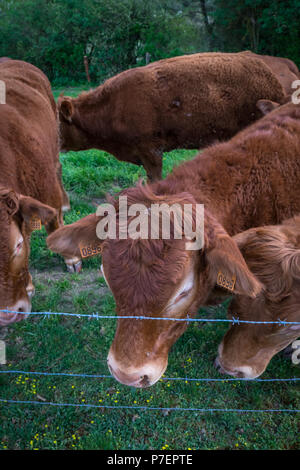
[0,86,299,451]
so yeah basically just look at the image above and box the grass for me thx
[0,86,299,451]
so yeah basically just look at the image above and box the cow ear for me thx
[0,188,19,215]
[256,99,280,116]
[47,214,102,259]
[59,97,74,122]
[18,195,58,230]
[206,232,262,298]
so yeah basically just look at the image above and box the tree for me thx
[0,0,202,84]
[212,0,300,65]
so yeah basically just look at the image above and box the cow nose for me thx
[107,351,167,388]
[14,299,31,313]
[0,300,31,326]
[139,375,150,387]
[107,362,151,388]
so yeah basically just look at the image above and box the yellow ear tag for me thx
[79,242,102,258]
[217,271,236,292]
[29,216,42,231]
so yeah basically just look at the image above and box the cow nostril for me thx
[139,375,150,387]
[235,370,245,378]
[18,307,24,313]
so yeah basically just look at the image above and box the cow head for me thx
[58,96,91,152]
[215,221,300,379]
[47,185,262,387]
[215,315,300,379]
[0,187,58,326]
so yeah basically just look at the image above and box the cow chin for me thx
[107,349,168,388]
[214,355,259,379]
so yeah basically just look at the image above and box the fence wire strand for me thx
[0,398,299,413]
[1,309,300,326]
[1,307,299,414]
[0,370,299,382]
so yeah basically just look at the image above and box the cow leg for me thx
[64,257,82,273]
[139,149,163,182]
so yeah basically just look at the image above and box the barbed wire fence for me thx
[0,309,299,414]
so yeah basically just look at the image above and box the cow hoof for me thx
[65,259,82,273]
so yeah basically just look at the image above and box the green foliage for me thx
[1,0,299,84]
[0,0,202,85]
[212,0,300,66]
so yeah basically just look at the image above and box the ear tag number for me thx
[30,217,42,231]
[79,243,102,258]
[217,271,236,292]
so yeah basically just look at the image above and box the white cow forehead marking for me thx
[101,264,110,288]
[10,221,23,251]
[168,269,195,307]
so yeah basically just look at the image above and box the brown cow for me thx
[244,51,300,96]
[47,99,300,387]
[214,216,300,379]
[57,52,285,181]
[0,60,74,326]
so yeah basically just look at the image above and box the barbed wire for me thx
[1,369,299,382]
[0,398,299,413]
[1,308,299,415]
[1,309,300,326]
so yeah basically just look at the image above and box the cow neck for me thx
[73,89,109,142]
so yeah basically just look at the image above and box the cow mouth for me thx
[107,354,167,388]
[0,309,29,326]
[214,356,241,377]
[0,297,32,326]
[139,374,151,387]
[214,356,256,379]
[107,363,153,388]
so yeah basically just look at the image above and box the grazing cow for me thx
[47,99,300,387]
[244,52,300,96]
[214,216,300,379]
[0,60,73,326]
[57,52,285,181]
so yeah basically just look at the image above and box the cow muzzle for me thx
[0,299,31,326]
[107,350,168,388]
[214,355,256,379]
